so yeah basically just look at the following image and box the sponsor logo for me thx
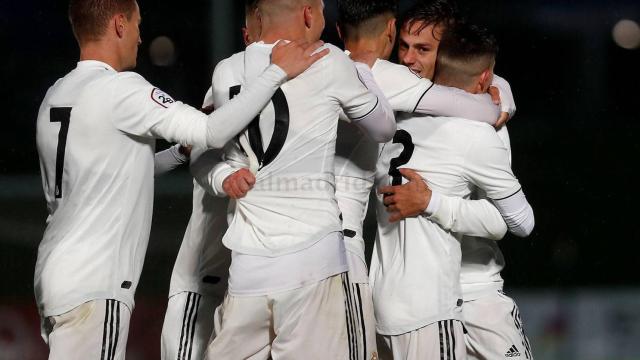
[151,88,175,108]
[505,345,521,357]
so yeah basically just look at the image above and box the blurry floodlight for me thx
[612,19,640,50]
[149,36,176,66]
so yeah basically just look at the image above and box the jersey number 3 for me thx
[50,107,72,198]
[388,130,415,186]
[229,85,290,170]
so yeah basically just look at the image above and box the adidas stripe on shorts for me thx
[380,320,466,360]
[161,291,220,360]
[342,271,378,360]
[463,291,533,359]
[41,299,130,360]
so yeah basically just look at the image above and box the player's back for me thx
[371,114,513,335]
[212,43,378,256]
[35,61,157,317]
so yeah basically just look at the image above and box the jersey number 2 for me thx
[50,107,72,198]
[229,85,289,170]
[388,130,415,186]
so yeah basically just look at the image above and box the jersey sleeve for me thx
[154,144,187,177]
[371,59,432,113]
[427,193,507,240]
[108,72,209,146]
[463,127,522,200]
[327,49,380,121]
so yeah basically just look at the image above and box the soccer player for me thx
[159,2,261,359]
[334,1,516,359]
[373,19,535,360]
[34,0,326,358]
[198,0,396,358]
[381,2,535,359]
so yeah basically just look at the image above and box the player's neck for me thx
[344,38,387,60]
[260,26,307,44]
[79,41,124,72]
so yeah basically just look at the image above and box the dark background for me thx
[0,0,639,358]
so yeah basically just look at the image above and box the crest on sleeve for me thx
[151,88,175,108]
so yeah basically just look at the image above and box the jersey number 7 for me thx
[50,107,72,198]
[229,85,290,170]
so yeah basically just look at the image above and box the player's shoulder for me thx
[212,52,245,82]
[320,43,352,65]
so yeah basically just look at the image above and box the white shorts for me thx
[161,291,220,360]
[344,253,378,360]
[204,274,349,360]
[41,299,131,360]
[463,291,533,359]
[379,320,466,360]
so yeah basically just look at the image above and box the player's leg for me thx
[463,291,534,360]
[344,253,378,360]
[43,299,131,360]
[161,291,219,360]
[203,293,272,360]
[270,274,349,359]
[380,320,466,360]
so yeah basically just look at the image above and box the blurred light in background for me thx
[149,36,176,66]
[612,19,640,49]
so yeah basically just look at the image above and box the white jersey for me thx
[212,42,379,256]
[460,127,512,299]
[34,60,281,317]
[371,114,521,335]
[335,59,432,262]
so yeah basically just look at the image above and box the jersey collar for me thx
[76,60,117,73]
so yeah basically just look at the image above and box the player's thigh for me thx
[382,320,466,360]
[463,292,533,360]
[270,274,349,360]
[203,293,272,360]
[161,292,218,360]
[344,271,378,360]
[45,299,131,360]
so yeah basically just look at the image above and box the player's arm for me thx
[380,169,508,240]
[463,130,535,237]
[110,41,328,149]
[154,144,189,176]
[331,51,396,143]
[371,60,512,126]
[190,143,254,199]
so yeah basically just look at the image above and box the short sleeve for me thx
[371,59,432,113]
[463,126,521,200]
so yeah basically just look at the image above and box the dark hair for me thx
[434,21,498,87]
[337,0,398,29]
[438,21,498,63]
[245,0,260,11]
[399,0,459,37]
[68,0,137,44]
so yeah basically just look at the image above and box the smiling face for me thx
[398,20,444,80]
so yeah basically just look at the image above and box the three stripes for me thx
[342,273,368,360]
[438,320,458,360]
[178,292,202,360]
[100,299,121,360]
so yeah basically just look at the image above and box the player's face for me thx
[398,21,443,80]
[122,3,142,70]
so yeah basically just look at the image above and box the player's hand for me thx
[378,168,432,223]
[223,168,256,199]
[488,86,510,129]
[271,40,329,79]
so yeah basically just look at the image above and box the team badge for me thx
[151,88,175,108]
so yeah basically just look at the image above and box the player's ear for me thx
[115,14,126,39]
[478,69,493,93]
[303,5,313,30]
[386,18,397,45]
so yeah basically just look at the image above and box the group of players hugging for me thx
[35,0,535,359]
